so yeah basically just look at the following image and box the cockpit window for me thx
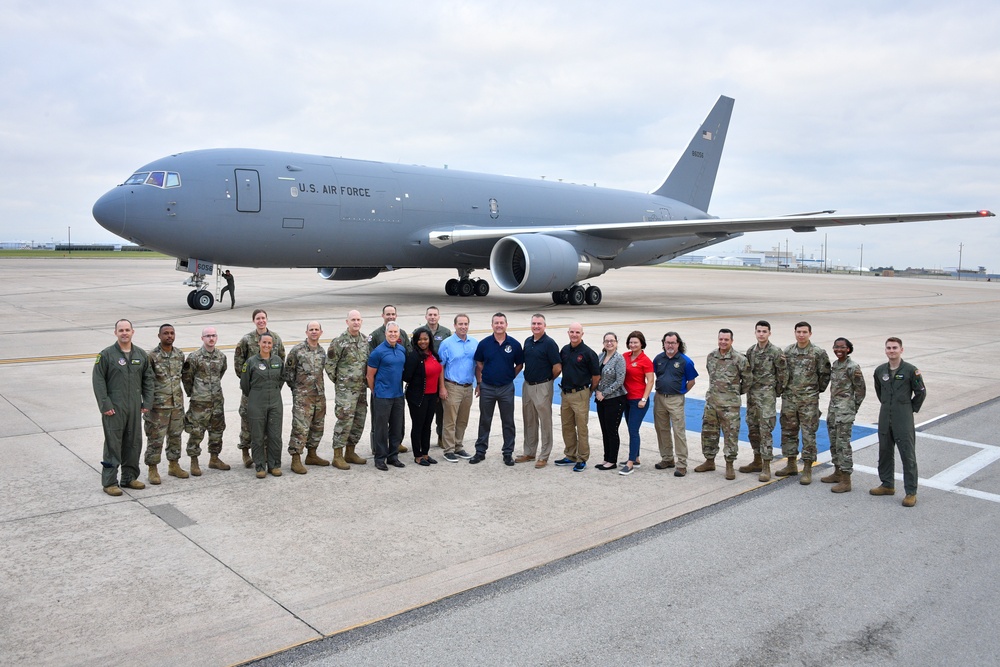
[125,171,181,188]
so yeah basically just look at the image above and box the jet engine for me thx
[317,267,382,281]
[490,234,603,293]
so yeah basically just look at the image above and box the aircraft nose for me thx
[92,188,126,235]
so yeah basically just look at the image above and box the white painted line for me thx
[852,464,1000,504]
[928,444,1000,486]
[916,414,949,428]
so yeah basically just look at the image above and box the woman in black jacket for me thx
[403,328,445,465]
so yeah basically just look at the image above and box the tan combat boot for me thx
[190,456,202,477]
[775,456,798,477]
[344,445,367,465]
[831,471,852,493]
[242,449,253,469]
[148,465,161,485]
[103,485,123,497]
[209,455,231,470]
[397,444,409,453]
[821,466,842,484]
[758,460,771,482]
[305,447,330,466]
[902,493,917,507]
[870,485,896,496]
[694,458,716,473]
[290,454,307,474]
[168,460,189,479]
[269,468,282,477]
[738,452,763,473]
[800,460,812,485]
[332,447,350,470]
[725,460,735,480]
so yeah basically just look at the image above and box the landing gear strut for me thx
[445,269,490,298]
[551,284,602,306]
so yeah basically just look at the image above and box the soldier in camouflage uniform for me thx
[182,326,229,476]
[143,324,187,483]
[777,321,832,484]
[234,309,286,468]
[822,337,866,493]
[696,329,750,480]
[282,321,330,474]
[742,320,787,482]
[326,309,370,467]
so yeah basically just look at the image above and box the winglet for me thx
[653,95,735,213]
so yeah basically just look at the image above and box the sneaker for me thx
[554,457,575,466]
[469,453,486,464]
[443,452,459,462]
[619,464,633,476]
[619,459,641,467]
[455,449,474,459]
[573,461,587,472]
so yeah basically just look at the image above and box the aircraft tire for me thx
[585,286,602,305]
[458,279,475,297]
[194,290,215,310]
[474,279,490,297]
[568,285,586,306]
[445,279,460,296]
[552,290,569,305]
[187,290,199,309]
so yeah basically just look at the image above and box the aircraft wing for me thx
[429,210,994,247]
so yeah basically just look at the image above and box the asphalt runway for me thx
[1,259,998,666]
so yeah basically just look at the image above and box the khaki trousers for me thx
[560,389,592,462]
[522,380,555,460]
[654,392,688,467]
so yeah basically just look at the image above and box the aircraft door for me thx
[235,169,261,213]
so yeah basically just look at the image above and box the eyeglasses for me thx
[202,334,218,338]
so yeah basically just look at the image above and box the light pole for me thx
[958,242,964,280]
[858,244,863,276]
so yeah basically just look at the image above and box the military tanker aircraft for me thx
[92,96,993,309]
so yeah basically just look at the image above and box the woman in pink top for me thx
[620,330,654,475]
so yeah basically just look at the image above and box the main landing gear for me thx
[444,269,490,298]
[184,274,215,310]
[551,284,602,306]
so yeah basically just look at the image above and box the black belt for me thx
[445,380,472,387]
[561,386,588,394]
[527,379,552,385]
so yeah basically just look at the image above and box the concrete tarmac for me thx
[1,259,998,666]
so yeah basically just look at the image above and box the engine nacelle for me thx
[490,234,603,293]
[317,267,382,281]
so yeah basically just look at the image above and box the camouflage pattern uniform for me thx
[234,329,285,450]
[182,346,228,456]
[745,341,787,461]
[827,356,866,473]
[282,341,327,455]
[143,344,186,465]
[780,342,832,463]
[327,329,370,450]
[701,348,750,461]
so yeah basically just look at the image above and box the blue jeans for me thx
[624,398,649,462]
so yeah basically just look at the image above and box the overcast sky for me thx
[2,1,998,270]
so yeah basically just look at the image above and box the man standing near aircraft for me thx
[652,331,698,477]
[776,321,831,484]
[696,329,750,480]
[419,306,451,445]
[742,320,787,482]
[326,310,369,468]
[437,313,477,462]
[554,323,600,472]
[220,269,235,309]
[182,326,228,476]
[235,310,286,467]
[871,337,926,507]
[517,314,562,468]
[283,321,330,474]
[93,319,154,496]
[369,304,410,453]
[367,323,407,470]
[143,324,186,484]
[471,313,524,465]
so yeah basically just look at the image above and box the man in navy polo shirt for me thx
[471,313,524,465]
[366,323,407,471]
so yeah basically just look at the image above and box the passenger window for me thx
[145,172,165,187]
[165,172,181,188]
[125,172,149,185]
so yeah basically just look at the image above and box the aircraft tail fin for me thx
[652,95,734,213]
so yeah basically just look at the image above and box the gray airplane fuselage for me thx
[92,148,723,272]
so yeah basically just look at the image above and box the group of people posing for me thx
[92,308,926,507]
